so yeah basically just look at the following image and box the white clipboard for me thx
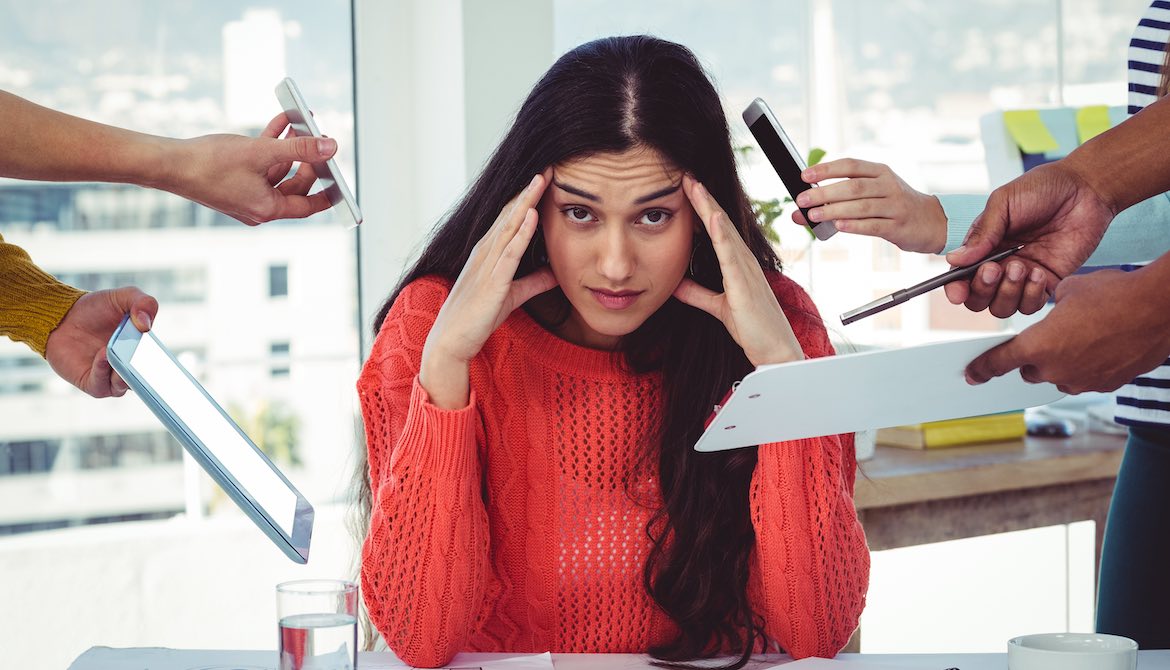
[694,333,1066,452]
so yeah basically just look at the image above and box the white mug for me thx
[1007,632,1137,670]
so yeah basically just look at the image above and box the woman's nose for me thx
[597,229,635,281]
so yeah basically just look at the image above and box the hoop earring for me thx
[688,246,698,277]
[529,236,549,267]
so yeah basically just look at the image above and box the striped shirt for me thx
[1114,0,1170,429]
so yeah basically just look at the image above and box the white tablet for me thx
[695,333,1066,452]
[107,316,314,563]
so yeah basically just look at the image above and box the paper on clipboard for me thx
[694,333,1065,452]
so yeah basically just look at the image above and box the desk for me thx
[67,647,1170,669]
[848,432,1126,651]
[855,432,1125,563]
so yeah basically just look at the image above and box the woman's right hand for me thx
[791,158,947,254]
[419,170,557,409]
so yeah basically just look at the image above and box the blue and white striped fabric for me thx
[1115,0,1170,429]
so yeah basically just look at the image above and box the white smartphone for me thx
[274,77,363,228]
[742,97,836,241]
[107,316,314,563]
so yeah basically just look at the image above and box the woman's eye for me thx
[564,207,594,223]
[638,210,671,226]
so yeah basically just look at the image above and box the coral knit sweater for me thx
[358,273,870,668]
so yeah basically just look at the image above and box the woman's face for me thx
[538,146,696,349]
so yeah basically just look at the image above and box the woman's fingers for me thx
[833,218,903,238]
[800,157,887,185]
[798,174,885,209]
[487,171,551,257]
[494,208,539,281]
[683,176,748,267]
[672,277,721,318]
[511,266,558,307]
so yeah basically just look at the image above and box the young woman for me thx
[356,36,869,668]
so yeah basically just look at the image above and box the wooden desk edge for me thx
[854,442,1124,509]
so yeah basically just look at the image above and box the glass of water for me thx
[276,579,359,670]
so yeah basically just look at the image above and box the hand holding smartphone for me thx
[274,77,363,228]
[742,98,836,241]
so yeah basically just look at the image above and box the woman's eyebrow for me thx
[552,180,682,205]
[553,180,600,202]
[633,182,682,204]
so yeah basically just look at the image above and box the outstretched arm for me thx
[0,89,339,224]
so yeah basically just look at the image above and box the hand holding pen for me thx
[842,245,1026,325]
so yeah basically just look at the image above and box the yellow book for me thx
[876,411,1027,449]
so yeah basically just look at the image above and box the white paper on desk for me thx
[765,659,920,669]
[365,651,554,670]
[695,333,1065,452]
[68,647,554,670]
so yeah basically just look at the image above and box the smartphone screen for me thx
[743,98,836,240]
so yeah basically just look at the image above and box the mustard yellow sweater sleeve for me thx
[0,233,85,356]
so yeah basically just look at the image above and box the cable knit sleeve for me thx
[356,277,491,668]
[748,273,870,659]
[0,233,85,356]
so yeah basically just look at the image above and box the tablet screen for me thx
[130,333,298,535]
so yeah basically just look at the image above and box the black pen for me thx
[840,244,1026,326]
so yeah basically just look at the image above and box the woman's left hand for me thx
[673,175,805,367]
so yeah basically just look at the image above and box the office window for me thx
[268,263,289,297]
[0,0,359,518]
[0,440,62,476]
[0,0,359,589]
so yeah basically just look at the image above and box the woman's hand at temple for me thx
[420,170,557,409]
[673,175,804,367]
[792,158,948,254]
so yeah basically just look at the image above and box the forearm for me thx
[750,435,870,658]
[360,378,489,668]
[1062,95,1170,213]
[0,90,175,188]
[419,340,472,410]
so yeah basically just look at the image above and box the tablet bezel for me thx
[107,316,313,563]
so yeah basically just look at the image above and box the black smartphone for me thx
[742,97,836,241]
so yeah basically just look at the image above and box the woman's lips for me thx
[590,288,643,310]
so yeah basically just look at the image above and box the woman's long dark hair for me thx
[361,35,784,668]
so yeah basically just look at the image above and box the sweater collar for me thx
[503,307,658,383]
